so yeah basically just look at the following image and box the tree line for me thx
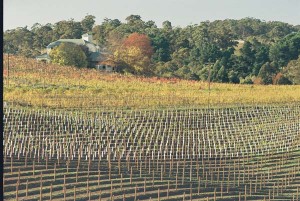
[3,15,300,84]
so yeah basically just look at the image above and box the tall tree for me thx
[81,15,96,33]
[269,32,300,67]
[162,21,172,32]
[282,57,300,84]
[258,62,278,84]
[92,18,121,47]
[52,19,83,39]
[31,23,54,50]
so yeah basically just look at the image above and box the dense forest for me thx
[3,15,300,84]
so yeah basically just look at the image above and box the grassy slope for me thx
[3,55,300,109]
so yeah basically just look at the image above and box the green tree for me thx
[282,57,300,84]
[228,70,240,83]
[52,19,83,39]
[269,32,300,67]
[123,15,147,33]
[258,62,277,84]
[31,23,54,51]
[49,43,87,67]
[4,27,38,57]
[81,15,96,33]
[149,31,171,62]
[162,21,172,32]
[125,15,142,24]
[92,18,121,47]
[216,66,228,82]
[253,45,270,75]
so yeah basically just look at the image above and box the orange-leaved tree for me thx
[114,33,153,74]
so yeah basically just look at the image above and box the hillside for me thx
[3,16,300,84]
[3,55,300,110]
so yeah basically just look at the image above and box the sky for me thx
[3,0,300,30]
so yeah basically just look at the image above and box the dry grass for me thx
[3,55,300,109]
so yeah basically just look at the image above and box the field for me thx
[3,55,300,200]
[3,55,300,109]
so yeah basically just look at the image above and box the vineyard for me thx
[3,55,300,109]
[3,55,300,200]
[3,103,300,200]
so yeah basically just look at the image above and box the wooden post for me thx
[227,179,230,193]
[135,185,137,201]
[54,163,56,180]
[62,186,66,201]
[11,155,13,175]
[98,170,101,186]
[130,167,133,184]
[167,181,170,198]
[221,181,223,198]
[87,179,89,195]
[25,152,28,168]
[250,181,252,196]
[121,173,123,191]
[67,160,69,173]
[182,166,185,185]
[26,180,29,198]
[272,183,275,200]
[46,154,48,170]
[244,185,247,201]
[33,160,35,176]
[190,183,193,201]
[214,188,216,201]
[144,178,146,194]
[50,183,52,201]
[152,169,154,187]
[39,171,43,200]
[118,152,121,175]
[190,160,192,182]
[198,177,201,194]
[18,168,20,186]
[110,180,113,200]
[40,180,43,201]
[74,186,76,201]
[208,63,211,106]
[158,188,160,201]
[16,181,19,201]
[176,173,178,190]
[63,174,66,201]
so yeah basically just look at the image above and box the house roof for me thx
[36,53,50,60]
[44,35,112,64]
[47,39,86,49]
[99,59,118,67]
[89,52,102,62]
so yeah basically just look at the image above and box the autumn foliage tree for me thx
[114,33,153,74]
